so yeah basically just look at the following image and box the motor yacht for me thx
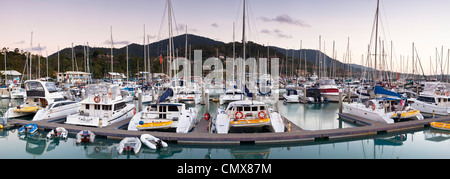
[65,84,135,127]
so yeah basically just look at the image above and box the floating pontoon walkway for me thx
[6,113,450,144]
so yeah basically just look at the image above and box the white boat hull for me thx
[410,99,450,115]
[322,93,341,102]
[66,104,134,127]
[32,103,81,121]
[140,134,168,150]
[117,137,141,154]
[3,108,37,119]
[283,92,300,103]
[343,103,395,124]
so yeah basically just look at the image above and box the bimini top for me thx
[227,100,267,108]
[85,83,120,98]
[374,86,402,98]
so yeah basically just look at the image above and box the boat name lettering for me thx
[79,118,93,123]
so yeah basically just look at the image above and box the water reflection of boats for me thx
[18,131,64,157]
[424,129,450,142]
[374,134,407,146]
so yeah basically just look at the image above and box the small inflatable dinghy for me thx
[430,122,450,131]
[117,137,141,154]
[19,124,38,134]
[47,127,68,139]
[140,134,168,150]
[76,130,95,143]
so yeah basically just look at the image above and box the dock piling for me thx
[339,92,343,114]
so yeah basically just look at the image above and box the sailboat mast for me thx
[144,24,146,81]
[374,0,379,82]
[30,32,33,80]
[242,0,246,60]
[126,43,129,82]
[168,0,173,78]
[57,46,60,75]
[242,0,246,90]
[110,26,114,73]
[233,22,235,83]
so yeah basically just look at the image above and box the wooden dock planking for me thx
[7,113,450,144]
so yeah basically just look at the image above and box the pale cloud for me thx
[260,29,293,39]
[259,14,311,27]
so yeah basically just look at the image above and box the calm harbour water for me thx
[1,98,450,159]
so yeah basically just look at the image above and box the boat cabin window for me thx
[85,104,90,109]
[252,106,258,111]
[102,105,112,110]
[94,105,100,110]
[64,101,76,105]
[244,107,251,111]
[52,103,62,108]
[417,96,435,103]
[168,105,179,112]
[114,102,126,111]
[260,106,267,111]
[236,106,243,111]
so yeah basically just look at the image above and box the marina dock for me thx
[6,112,450,144]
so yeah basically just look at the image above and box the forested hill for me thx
[2,33,352,79]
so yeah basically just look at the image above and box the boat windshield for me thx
[319,79,336,85]
[45,82,58,93]
[25,81,44,91]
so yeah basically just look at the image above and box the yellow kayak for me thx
[137,121,173,130]
[230,118,271,125]
[430,122,450,131]
[393,110,420,118]
[13,106,39,113]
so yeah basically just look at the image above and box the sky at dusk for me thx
[2,0,450,75]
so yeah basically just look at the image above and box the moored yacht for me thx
[32,99,81,121]
[410,82,450,115]
[215,100,285,134]
[219,88,245,105]
[175,89,202,104]
[283,89,300,103]
[128,88,198,133]
[65,84,135,127]
[317,79,341,102]
[343,86,424,124]
[4,80,65,119]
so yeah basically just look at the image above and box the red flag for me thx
[160,55,163,64]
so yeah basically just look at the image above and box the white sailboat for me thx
[343,86,423,123]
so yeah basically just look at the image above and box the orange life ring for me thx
[94,96,101,103]
[371,104,376,111]
[446,92,450,97]
[235,111,244,119]
[258,111,266,119]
